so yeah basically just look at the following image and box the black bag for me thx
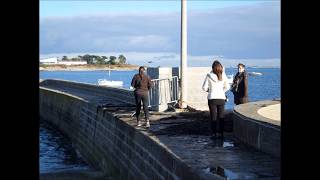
[231,74,241,93]
[230,83,238,93]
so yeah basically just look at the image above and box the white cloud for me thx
[40,2,280,60]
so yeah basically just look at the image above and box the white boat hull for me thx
[98,79,123,87]
[227,75,233,84]
[248,72,263,76]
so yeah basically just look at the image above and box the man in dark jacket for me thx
[231,63,249,105]
[131,66,153,127]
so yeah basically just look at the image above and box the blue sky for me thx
[40,1,263,18]
[40,1,280,66]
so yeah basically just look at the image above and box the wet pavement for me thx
[144,113,281,180]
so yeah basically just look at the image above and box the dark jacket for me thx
[231,71,248,100]
[131,73,153,95]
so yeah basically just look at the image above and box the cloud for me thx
[40,2,280,59]
[126,35,171,48]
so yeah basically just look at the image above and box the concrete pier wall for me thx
[39,81,204,180]
[233,100,281,158]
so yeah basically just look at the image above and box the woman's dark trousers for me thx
[208,99,225,137]
[134,92,149,121]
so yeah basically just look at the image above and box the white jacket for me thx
[202,71,230,100]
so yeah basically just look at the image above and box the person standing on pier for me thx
[202,60,230,139]
[231,63,249,105]
[131,66,153,128]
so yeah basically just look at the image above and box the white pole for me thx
[180,0,188,108]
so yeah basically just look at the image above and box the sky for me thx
[40,0,280,67]
[40,1,263,17]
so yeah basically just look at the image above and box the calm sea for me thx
[40,68,280,109]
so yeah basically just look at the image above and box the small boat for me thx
[98,79,123,87]
[226,74,234,84]
[248,72,263,76]
[98,68,123,87]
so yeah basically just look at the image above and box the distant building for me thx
[40,57,87,65]
[57,61,87,65]
[40,57,58,64]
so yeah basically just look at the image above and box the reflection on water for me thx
[208,137,236,149]
[209,166,258,180]
[40,121,91,173]
[223,141,234,148]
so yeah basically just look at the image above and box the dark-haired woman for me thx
[131,66,153,127]
[202,61,230,138]
[231,63,249,105]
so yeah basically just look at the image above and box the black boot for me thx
[217,132,224,139]
[217,118,224,139]
[210,121,217,139]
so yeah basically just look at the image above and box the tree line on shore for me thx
[61,54,127,65]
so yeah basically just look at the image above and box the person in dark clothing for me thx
[131,66,153,127]
[231,63,249,105]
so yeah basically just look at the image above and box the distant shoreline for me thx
[39,64,280,72]
[39,64,139,71]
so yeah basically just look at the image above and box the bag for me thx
[230,83,238,93]
[230,75,240,93]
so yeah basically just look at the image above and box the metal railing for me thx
[148,76,179,108]
[130,76,179,117]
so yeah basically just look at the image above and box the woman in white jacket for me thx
[202,61,230,138]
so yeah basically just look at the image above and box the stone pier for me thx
[40,79,280,180]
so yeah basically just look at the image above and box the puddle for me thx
[223,141,234,148]
[256,172,278,178]
[204,167,211,173]
[208,166,258,180]
[207,138,236,149]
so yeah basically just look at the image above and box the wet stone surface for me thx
[143,113,280,180]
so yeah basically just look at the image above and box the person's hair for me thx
[138,66,145,75]
[238,63,245,68]
[212,60,223,81]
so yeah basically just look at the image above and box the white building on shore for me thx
[57,61,87,65]
[40,57,58,64]
[40,57,87,65]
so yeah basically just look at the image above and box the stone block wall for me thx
[233,112,280,158]
[40,86,204,180]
